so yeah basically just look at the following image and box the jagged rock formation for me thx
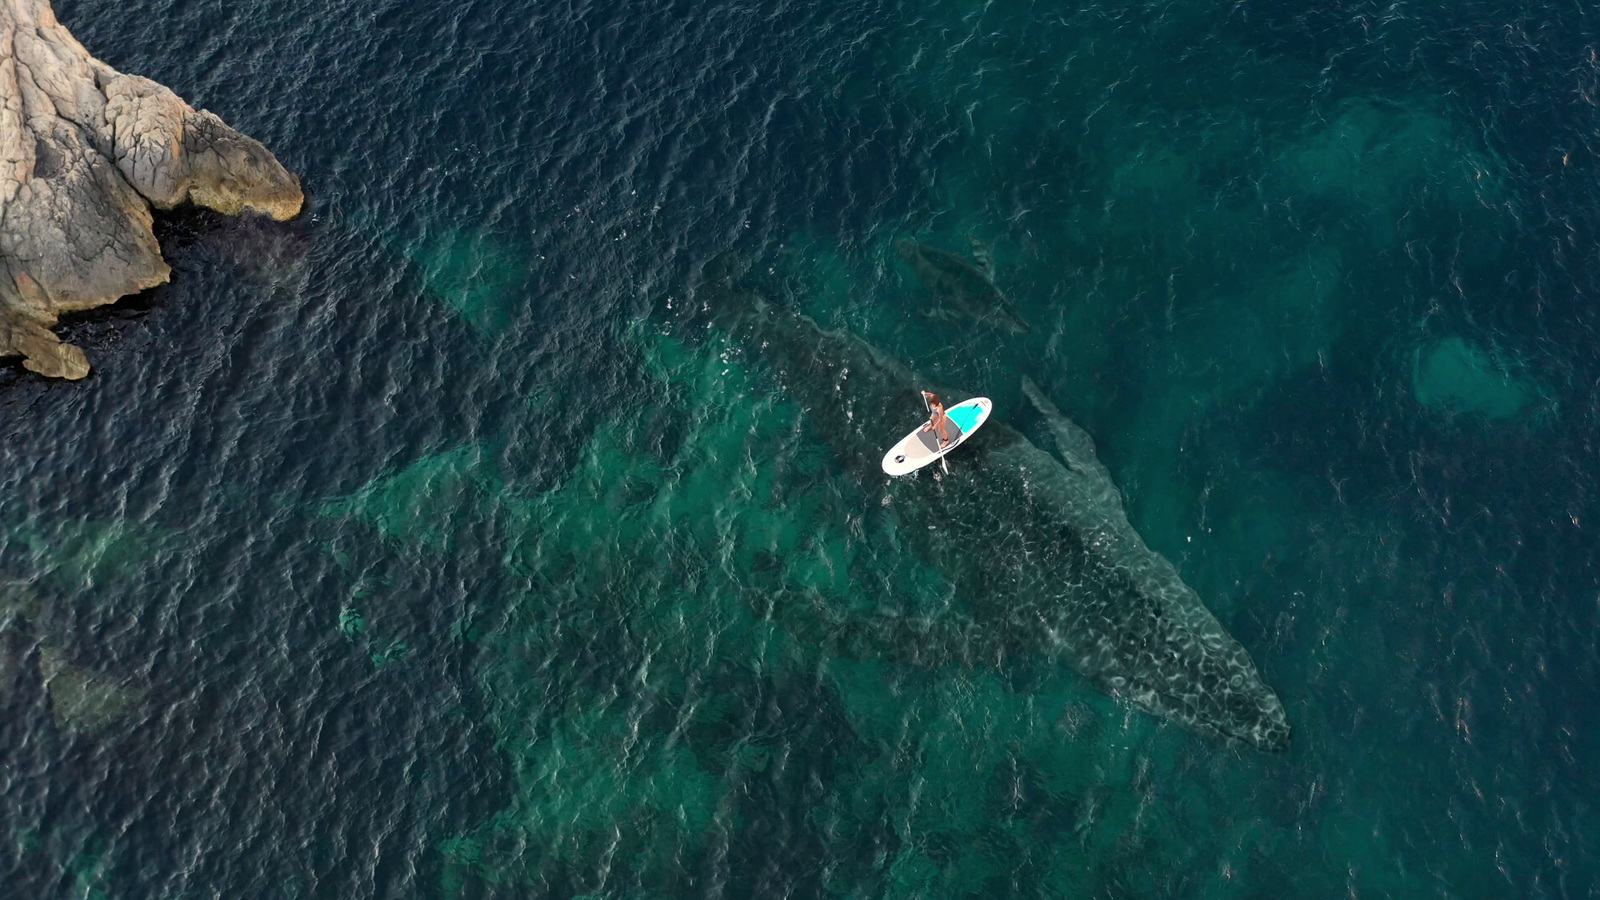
[0,0,303,379]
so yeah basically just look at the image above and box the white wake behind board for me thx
[881,397,993,476]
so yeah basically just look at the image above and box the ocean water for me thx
[4,0,1600,896]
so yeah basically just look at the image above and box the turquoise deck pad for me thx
[946,401,984,432]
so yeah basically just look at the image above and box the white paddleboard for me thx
[881,397,992,476]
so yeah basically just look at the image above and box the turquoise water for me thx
[5,0,1600,895]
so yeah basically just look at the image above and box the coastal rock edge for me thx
[0,0,304,379]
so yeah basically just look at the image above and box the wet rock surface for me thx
[0,0,302,379]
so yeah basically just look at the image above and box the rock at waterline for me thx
[0,0,304,379]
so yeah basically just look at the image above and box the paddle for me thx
[922,391,951,475]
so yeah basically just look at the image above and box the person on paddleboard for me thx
[921,390,953,448]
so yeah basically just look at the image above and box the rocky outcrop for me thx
[0,0,303,379]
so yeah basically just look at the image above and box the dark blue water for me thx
[5,0,1600,895]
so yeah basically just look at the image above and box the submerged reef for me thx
[1270,100,1506,251]
[1412,336,1541,420]
[0,0,303,378]
[0,576,143,738]
[404,227,527,337]
[433,320,1276,895]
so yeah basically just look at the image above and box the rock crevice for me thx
[0,0,303,379]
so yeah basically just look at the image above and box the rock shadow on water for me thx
[151,204,314,292]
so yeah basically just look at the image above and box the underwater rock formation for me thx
[36,644,140,735]
[403,227,526,337]
[1412,336,1538,420]
[316,444,511,551]
[0,576,142,737]
[1272,100,1506,245]
[0,0,303,378]
[0,580,24,691]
